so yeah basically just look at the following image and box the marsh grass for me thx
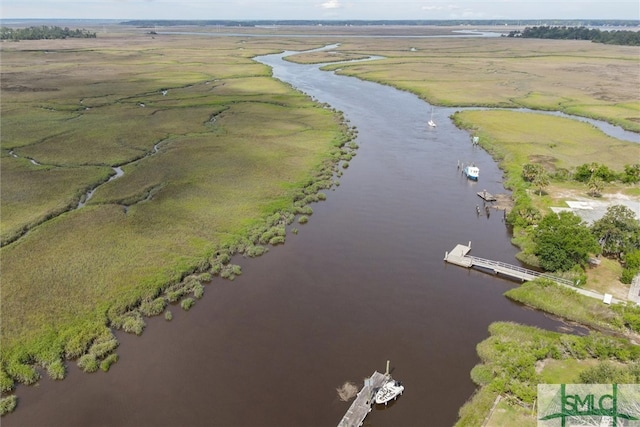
[0,395,18,416]
[180,298,195,311]
[77,354,99,373]
[504,279,626,333]
[99,354,119,372]
[1,32,355,389]
[319,37,639,131]
[453,110,638,174]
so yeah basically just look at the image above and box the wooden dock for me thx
[445,242,575,284]
[477,190,496,202]
[337,371,390,427]
[444,242,623,304]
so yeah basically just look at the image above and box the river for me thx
[5,48,615,427]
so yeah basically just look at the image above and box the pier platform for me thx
[337,371,390,427]
[444,242,623,304]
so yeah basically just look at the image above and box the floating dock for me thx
[477,190,496,202]
[337,370,391,427]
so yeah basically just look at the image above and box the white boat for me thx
[428,106,436,127]
[374,379,404,405]
[464,164,479,180]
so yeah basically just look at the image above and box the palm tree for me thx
[587,176,604,197]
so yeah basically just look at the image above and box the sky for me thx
[1,0,639,21]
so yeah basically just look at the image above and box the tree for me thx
[522,163,550,195]
[522,163,543,182]
[591,205,640,259]
[621,164,640,184]
[533,170,550,196]
[533,211,601,272]
[587,175,604,197]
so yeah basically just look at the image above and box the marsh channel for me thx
[6,46,638,427]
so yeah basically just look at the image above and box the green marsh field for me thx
[1,29,353,393]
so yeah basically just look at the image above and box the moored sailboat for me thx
[428,106,436,127]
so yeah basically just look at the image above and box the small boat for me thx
[428,107,436,127]
[464,164,479,181]
[374,379,404,405]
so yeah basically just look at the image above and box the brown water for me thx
[5,50,583,427]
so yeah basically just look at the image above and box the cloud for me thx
[320,0,341,9]
[421,4,460,12]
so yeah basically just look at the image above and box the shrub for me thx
[298,215,309,224]
[88,334,118,359]
[624,249,640,270]
[180,298,195,311]
[112,311,146,335]
[166,290,182,302]
[6,361,39,385]
[0,369,14,393]
[621,164,640,183]
[579,361,628,383]
[219,264,242,280]
[573,163,617,183]
[197,272,212,282]
[99,354,119,372]
[0,395,17,416]
[611,304,640,333]
[470,364,494,386]
[77,354,99,373]
[269,235,285,245]
[193,283,204,299]
[63,327,103,359]
[621,268,638,284]
[294,206,313,215]
[245,245,267,257]
[46,359,66,380]
[164,310,173,321]
[139,297,167,317]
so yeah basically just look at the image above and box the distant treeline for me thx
[0,26,97,41]
[507,26,640,45]
[121,19,640,28]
